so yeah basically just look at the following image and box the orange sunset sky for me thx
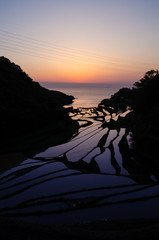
[0,0,159,84]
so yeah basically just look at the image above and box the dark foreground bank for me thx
[0,217,159,240]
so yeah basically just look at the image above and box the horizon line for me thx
[38,80,134,85]
[39,81,134,88]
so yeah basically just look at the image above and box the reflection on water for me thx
[0,107,159,224]
[52,86,119,108]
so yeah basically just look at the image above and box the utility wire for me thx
[0,29,158,70]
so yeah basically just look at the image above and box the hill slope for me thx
[0,57,78,153]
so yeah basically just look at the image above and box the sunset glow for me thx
[0,0,159,84]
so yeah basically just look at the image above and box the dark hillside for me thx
[0,57,78,153]
[99,70,159,172]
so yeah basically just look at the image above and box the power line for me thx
[0,29,158,71]
[0,43,150,73]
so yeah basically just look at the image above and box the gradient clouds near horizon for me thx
[0,0,159,84]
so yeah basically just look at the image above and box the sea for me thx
[40,82,132,108]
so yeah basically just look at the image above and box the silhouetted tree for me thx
[130,69,159,113]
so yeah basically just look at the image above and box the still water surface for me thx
[52,86,119,107]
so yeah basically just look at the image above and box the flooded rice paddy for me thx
[0,107,159,224]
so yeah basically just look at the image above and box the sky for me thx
[0,0,159,84]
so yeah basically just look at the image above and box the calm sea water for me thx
[53,87,119,107]
[40,82,133,107]
[40,83,130,107]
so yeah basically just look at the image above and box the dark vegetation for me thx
[99,87,131,113]
[99,70,159,171]
[128,71,159,164]
[0,57,78,154]
[99,69,159,114]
